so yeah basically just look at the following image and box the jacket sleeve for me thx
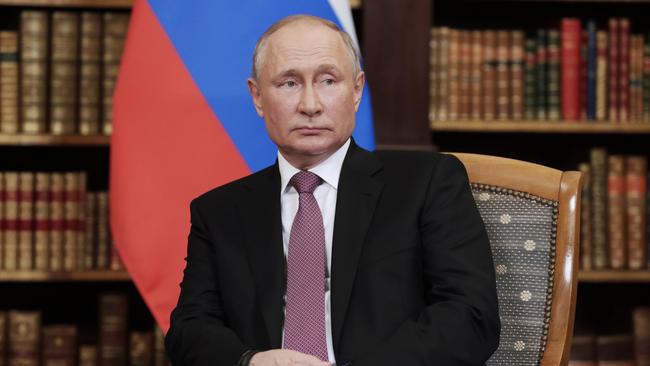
[355,154,501,365]
[165,198,248,366]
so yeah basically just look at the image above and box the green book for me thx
[536,29,548,120]
[547,29,561,121]
[524,38,537,120]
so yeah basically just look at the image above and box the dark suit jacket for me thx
[165,142,500,366]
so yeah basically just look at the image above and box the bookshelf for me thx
[431,120,650,134]
[0,134,110,146]
[579,270,650,282]
[0,0,131,7]
[0,270,130,281]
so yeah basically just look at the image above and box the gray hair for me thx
[251,14,361,80]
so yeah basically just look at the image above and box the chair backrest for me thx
[449,153,582,366]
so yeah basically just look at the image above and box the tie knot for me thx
[290,171,322,194]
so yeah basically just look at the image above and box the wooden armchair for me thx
[449,153,583,366]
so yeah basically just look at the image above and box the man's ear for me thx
[353,71,365,112]
[247,77,264,117]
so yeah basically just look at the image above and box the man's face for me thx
[247,20,365,168]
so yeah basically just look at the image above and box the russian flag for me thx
[110,0,374,332]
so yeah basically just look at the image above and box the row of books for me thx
[0,171,123,272]
[429,18,650,123]
[570,307,650,366]
[0,10,129,136]
[0,293,170,366]
[579,150,650,270]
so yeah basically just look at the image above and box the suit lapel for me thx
[239,165,285,348]
[331,143,384,355]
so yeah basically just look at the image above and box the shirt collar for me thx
[278,138,351,193]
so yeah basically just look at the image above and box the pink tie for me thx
[283,171,328,361]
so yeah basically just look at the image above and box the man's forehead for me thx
[267,20,344,52]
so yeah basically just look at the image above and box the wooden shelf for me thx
[431,120,650,134]
[0,270,130,282]
[0,134,110,146]
[579,270,650,283]
[0,0,132,8]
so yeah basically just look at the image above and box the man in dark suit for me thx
[165,15,499,366]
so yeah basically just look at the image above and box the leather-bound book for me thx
[536,29,548,120]
[547,29,561,121]
[618,18,630,122]
[49,173,65,271]
[0,312,6,366]
[0,31,19,134]
[0,172,3,269]
[8,311,41,366]
[20,11,49,134]
[525,37,537,120]
[153,325,170,366]
[596,31,608,121]
[579,163,593,270]
[632,35,644,122]
[586,20,598,121]
[590,148,609,269]
[510,31,524,120]
[596,335,635,366]
[49,11,79,135]
[458,30,471,120]
[608,155,627,269]
[429,28,440,123]
[18,172,34,270]
[4,172,19,270]
[129,332,153,366]
[102,12,130,135]
[78,345,98,366]
[634,307,650,366]
[561,18,581,121]
[96,192,109,269]
[644,38,650,123]
[608,19,620,121]
[437,27,450,122]
[79,12,102,135]
[109,241,124,272]
[42,325,77,366]
[571,335,597,366]
[34,173,50,270]
[84,192,97,270]
[63,173,79,271]
[496,30,510,120]
[470,30,483,120]
[99,293,128,366]
[448,29,460,121]
[626,156,647,269]
[76,172,87,269]
[482,30,497,121]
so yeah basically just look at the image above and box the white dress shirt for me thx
[278,138,351,364]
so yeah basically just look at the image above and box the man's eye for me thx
[281,80,297,88]
[323,79,334,85]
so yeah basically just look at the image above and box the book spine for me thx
[633,307,650,366]
[18,172,34,270]
[429,28,438,122]
[76,172,87,269]
[4,173,18,270]
[580,29,588,120]
[20,11,49,134]
[536,29,548,120]
[597,31,609,121]
[619,18,630,122]
[561,18,582,121]
[470,30,483,120]
[511,31,525,120]
[50,11,79,135]
[496,30,510,120]
[8,311,41,366]
[110,241,124,271]
[587,20,598,120]
[608,155,627,269]
[548,29,561,121]
[644,39,650,123]
[129,332,153,366]
[63,173,79,271]
[99,293,128,366]
[647,170,650,269]
[0,172,3,269]
[0,312,6,366]
[580,163,593,270]
[0,31,19,134]
[482,30,497,121]
[629,36,639,123]
[626,156,647,269]
[34,173,50,270]
[102,12,130,135]
[591,148,609,269]
[49,173,64,271]
[448,29,460,121]
[96,192,109,269]
[79,12,102,135]
[525,38,537,120]
[78,345,98,366]
[42,325,77,366]
[634,36,645,122]
[437,27,450,122]
[153,325,170,366]
[459,30,471,120]
[84,192,97,269]
[609,19,620,121]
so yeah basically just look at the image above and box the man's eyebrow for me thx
[315,64,342,74]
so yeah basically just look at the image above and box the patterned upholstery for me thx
[471,183,559,366]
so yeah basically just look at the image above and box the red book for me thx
[608,19,620,121]
[619,18,630,122]
[562,18,582,120]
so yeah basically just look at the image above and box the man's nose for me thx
[298,84,323,117]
